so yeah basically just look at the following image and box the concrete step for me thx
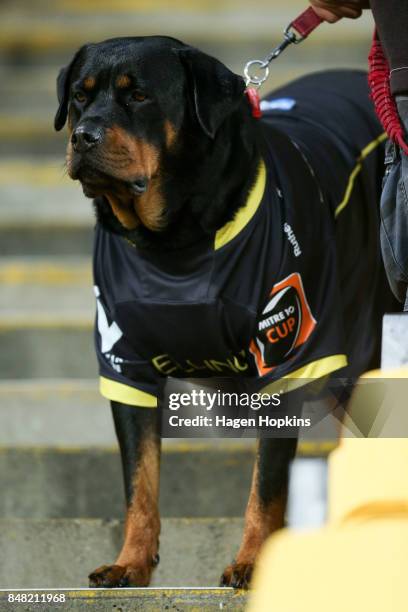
[0,224,93,256]
[0,379,115,445]
[1,0,340,13]
[0,259,91,380]
[0,446,256,519]
[0,259,95,379]
[0,5,373,58]
[0,379,336,455]
[0,160,90,222]
[0,159,94,254]
[0,588,247,611]
[0,127,65,157]
[0,518,245,588]
[0,317,95,378]
[0,159,93,254]
[0,257,93,315]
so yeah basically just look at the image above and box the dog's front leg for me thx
[89,401,161,588]
[220,437,297,589]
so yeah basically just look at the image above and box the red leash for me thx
[245,7,323,118]
[368,29,408,155]
[291,6,324,38]
[245,7,408,155]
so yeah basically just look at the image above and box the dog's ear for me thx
[174,47,245,139]
[54,47,86,131]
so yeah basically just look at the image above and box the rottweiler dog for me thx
[55,36,392,589]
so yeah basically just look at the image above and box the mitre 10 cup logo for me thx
[250,273,316,375]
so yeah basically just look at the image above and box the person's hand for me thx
[309,1,370,23]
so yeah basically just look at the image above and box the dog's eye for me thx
[74,92,87,103]
[131,90,147,102]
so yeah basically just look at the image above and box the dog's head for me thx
[55,36,245,234]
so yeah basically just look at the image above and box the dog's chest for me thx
[94,228,274,379]
[92,147,337,388]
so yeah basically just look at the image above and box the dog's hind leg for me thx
[89,401,161,588]
[220,436,297,589]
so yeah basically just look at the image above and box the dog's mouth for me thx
[71,164,151,229]
[68,153,164,232]
[73,165,148,198]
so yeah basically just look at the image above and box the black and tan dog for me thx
[55,36,392,589]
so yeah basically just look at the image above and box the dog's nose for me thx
[71,125,103,153]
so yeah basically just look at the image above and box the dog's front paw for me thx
[220,562,254,590]
[88,562,153,588]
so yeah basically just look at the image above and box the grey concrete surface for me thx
[0,325,96,378]
[0,250,94,379]
[0,225,94,256]
[0,446,255,518]
[0,380,114,445]
[0,588,247,612]
[0,257,93,315]
[382,313,408,369]
[287,458,328,529]
[0,4,374,55]
[0,518,244,588]
[0,288,92,318]
[0,184,92,225]
[0,378,335,450]
[0,169,95,253]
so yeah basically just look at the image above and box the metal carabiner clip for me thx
[243,7,323,89]
[244,60,270,89]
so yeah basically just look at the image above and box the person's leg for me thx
[370,1,408,308]
[394,96,408,312]
[378,132,408,308]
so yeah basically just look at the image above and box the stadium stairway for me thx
[0,0,372,608]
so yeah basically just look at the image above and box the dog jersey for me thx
[93,70,387,408]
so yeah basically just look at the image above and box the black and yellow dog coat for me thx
[94,71,388,408]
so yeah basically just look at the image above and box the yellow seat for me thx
[248,369,408,612]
